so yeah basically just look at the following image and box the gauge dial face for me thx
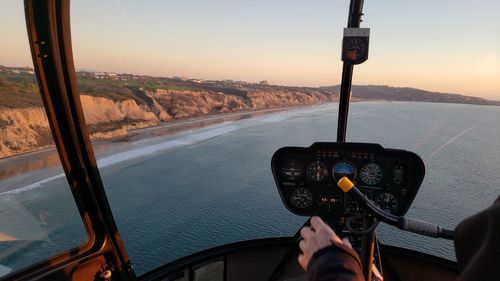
[290,188,313,209]
[306,161,329,182]
[376,193,398,214]
[360,163,383,185]
[332,161,357,181]
[343,37,369,63]
[281,160,304,180]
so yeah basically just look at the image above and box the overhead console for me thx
[271,142,425,219]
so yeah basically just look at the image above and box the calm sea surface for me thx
[1,102,500,276]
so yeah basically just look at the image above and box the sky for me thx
[1,0,499,99]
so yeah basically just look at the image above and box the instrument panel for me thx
[271,143,425,219]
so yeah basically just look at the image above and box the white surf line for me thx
[258,115,289,122]
[98,125,239,167]
[252,105,331,123]
[0,104,334,196]
[132,104,333,144]
[0,125,239,196]
[0,174,66,196]
[429,125,478,158]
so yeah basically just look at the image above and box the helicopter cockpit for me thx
[1,0,499,281]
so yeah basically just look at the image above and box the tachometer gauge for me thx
[306,161,329,182]
[290,188,313,209]
[375,193,398,214]
[360,163,383,185]
[392,164,406,184]
[281,160,304,180]
[332,161,357,181]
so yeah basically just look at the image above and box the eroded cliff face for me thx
[247,90,332,108]
[151,89,250,118]
[79,95,168,124]
[0,107,51,158]
[0,89,335,158]
[149,88,335,118]
[0,94,170,158]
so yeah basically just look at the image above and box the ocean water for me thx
[1,102,500,276]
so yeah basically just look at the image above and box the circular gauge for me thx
[281,160,304,180]
[290,188,313,209]
[332,161,357,181]
[375,193,398,214]
[360,163,383,185]
[343,37,369,64]
[392,164,406,184]
[306,161,329,182]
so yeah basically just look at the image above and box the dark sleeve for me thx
[307,244,365,281]
[454,195,500,281]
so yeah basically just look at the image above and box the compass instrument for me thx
[342,28,370,64]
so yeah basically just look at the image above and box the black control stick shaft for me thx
[337,177,455,240]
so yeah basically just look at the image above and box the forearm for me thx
[307,245,364,281]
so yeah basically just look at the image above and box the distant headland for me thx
[1,65,498,158]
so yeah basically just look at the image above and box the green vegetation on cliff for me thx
[1,65,498,158]
[0,69,41,108]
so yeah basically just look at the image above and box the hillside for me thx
[322,85,500,106]
[1,65,499,158]
[0,66,336,158]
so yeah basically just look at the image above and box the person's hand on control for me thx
[298,216,352,271]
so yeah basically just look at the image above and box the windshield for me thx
[0,1,88,277]
[1,0,499,277]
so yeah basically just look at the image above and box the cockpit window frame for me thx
[2,1,135,280]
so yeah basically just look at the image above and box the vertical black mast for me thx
[337,0,365,142]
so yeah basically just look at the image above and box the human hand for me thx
[298,216,352,271]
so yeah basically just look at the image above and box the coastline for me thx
[2,99,494,189]
[118,103,328,142]
[0,101,336,190]
[0,102,330,162]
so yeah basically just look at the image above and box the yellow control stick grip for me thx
[337,176,354,193]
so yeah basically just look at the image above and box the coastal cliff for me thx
[0,86,336,158]
[2,65,498,159]
[0,107,52,158]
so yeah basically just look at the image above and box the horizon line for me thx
[1,63,499,101]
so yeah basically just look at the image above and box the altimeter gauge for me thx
[290,188,313,209]
[376,193,398,214]
[307,161,329,182]
[360,163,383,185]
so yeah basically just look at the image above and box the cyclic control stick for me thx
[337,177,455,240]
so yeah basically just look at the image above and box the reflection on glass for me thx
[0,1,88,277]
